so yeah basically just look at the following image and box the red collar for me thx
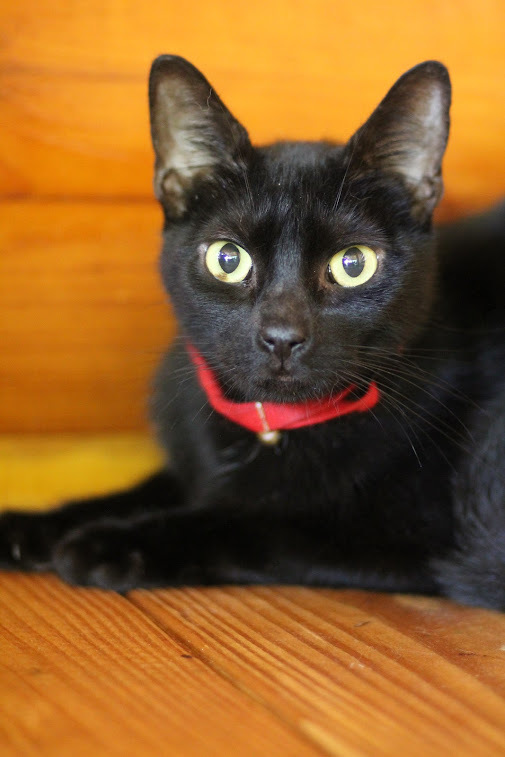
[187,344,380,439]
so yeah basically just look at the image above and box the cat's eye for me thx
[328,245,378,287]
[205,241,253,284]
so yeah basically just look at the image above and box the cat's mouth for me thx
[249,359,375,404]
[250,372,333,403]
[214,345,374,404]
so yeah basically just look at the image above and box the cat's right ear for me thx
[344,61,451,223]
[149,55,251,218]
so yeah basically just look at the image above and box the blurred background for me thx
[1,0,505,435]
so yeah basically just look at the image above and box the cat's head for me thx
[149,56,451,403]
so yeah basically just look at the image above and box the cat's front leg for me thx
[53,518,151,591]
[0,471,182,573]
[49,509,438,594]
[51,511,249,591]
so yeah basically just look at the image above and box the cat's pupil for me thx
[342,247,365,278]
[218,243,241,274]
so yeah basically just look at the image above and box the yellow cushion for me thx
[0,434,164,510]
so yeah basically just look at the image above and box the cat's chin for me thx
[247,376,329,404]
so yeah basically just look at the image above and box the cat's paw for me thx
[53,522,145,592]
[0,510,56,571]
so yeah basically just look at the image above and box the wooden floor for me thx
[3,437,505,756]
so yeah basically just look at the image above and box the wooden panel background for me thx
[1,0,505,431]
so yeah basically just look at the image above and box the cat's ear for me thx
[149,55,251,218]
[345,61,451,221]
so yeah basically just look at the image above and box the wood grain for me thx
[132,587,505,757]
[0,201,173,432]
[1,0,504,212]
[3,574,505,756]
[0,575,323,757]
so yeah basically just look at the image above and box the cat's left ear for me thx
[345,61,451,222]
[149,55,252,218]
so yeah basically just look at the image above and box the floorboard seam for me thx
[126,592,332,757]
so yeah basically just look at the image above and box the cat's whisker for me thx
[335,360,458,465]
[362,360,476,440]
[378,391,456,471]
[332,148,354,213]
[362,365,472,447]
[326,353,473,453]
[347,347,484,416]
[379,380,468,447]
[321,364,426,467]
[373,395,426,468]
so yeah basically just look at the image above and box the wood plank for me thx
[131,586,505,757]
[0,200,174,432]
[3,576,505,757]
[337,591,505,696]
[1,0,504,213]
[0,574,324,757]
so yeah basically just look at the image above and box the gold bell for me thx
[257,429,282,446]
[254,402,281,445]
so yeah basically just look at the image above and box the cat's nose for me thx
[258,325,308,361]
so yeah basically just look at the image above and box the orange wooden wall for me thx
[1,0,505,431]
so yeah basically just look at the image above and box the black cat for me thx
[2,56,505,608]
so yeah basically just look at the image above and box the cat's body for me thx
[2,57,505,608]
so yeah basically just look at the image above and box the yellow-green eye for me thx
[328,245,378,287]
[205,240,253,283]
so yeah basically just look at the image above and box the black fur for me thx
[2,57,505,608]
